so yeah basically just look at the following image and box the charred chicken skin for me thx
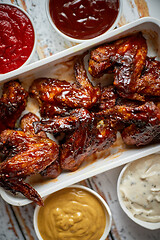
[30,56,100,117]
[98,101,160,146]
[0,80,28,133]
[88,33,160,101]
[116,57,160,101]
[20,112,47,138]
[88,32,160,145]
[88,32,147,78]
[91,85,117,113]
[33,108,92,134]
[106,101,160,127]
[34,108,116,171]
[118,101,160,146]
[1,33,160,205]
[20,112,61,179]
[60,117,116,171]
[0,129,59,205]
[135,57,160,97]
[121,123,160,146]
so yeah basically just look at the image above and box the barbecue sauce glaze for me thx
[49,0,119,40]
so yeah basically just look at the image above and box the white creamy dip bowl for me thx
[117,155,160,230]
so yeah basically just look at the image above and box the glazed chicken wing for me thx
[88,32,147,78]
[121,123,160,146]
[0,129,59,205]
[116,57,160,101]
[33,108,92,134]
[112,101,160,126]
[20,112,47,138]
[89,32,160,102]
[98,101,160,146]
[89,32,152,101]
[34,108,116,171]
[0,80,28,132]
[100,101,160,127]
[60,117,116,171]
[90,85,117,113]
[135,57,160,97]
[118,100,160,146]
[30,56,100,117]
[29,78,73,117]
[39,159,61,179]
[20,112,61,179]
[2,32,160,206]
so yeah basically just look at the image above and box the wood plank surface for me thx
[0,0,160,239]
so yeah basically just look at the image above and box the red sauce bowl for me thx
[46,0,122,43]
[0,3,37,74]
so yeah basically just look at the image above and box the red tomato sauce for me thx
[0,4,35,74]
[49,0,119,40]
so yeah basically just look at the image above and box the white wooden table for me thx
[0,0,160,239]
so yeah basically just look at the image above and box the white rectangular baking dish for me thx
[0,17,160,206]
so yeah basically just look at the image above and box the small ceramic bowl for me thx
[34,184,112,240]
[45,0,122,43]
[117,162,160,230]
[0,3,37,73]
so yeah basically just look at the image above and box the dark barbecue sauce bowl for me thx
[46,0,122,43]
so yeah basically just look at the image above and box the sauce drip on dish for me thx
[49,0,119,40]
[0,4,34,74]
[37,188,107,240]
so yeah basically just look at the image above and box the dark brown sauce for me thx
[49,0,119,40]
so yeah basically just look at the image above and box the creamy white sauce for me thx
[120,153,160,223]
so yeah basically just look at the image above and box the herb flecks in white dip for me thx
[120,154,160,223]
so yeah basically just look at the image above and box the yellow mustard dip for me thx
[37,187,107,240]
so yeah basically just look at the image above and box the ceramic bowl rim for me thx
[117,162,160,230]
[33,184,112,240]
[0,3,37,73]
[45,0,123,43]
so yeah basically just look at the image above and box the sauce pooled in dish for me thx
[119,154,160,223]
[0,4,35,74]
[49,0,119,40]
[37,187,107,240]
